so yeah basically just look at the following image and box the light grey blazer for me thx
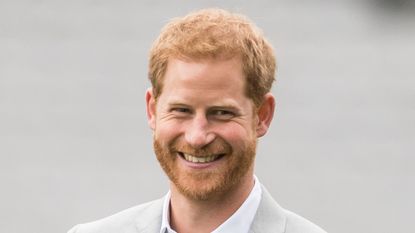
[68,186,327,233]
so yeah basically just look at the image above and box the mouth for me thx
[178,152,225,163]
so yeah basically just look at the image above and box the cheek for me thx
[215,124,254,148]
[154,120,184,142]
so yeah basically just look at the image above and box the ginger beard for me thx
[153,136,257,201]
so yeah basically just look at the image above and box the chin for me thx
[173,171,232,201]
[153,137,257,201]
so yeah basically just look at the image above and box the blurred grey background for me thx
[1,0,414,232]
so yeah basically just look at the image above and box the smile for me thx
[179,152,224,163]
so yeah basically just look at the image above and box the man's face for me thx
[147,57,260,201]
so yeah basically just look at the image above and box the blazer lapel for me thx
[135,198,164,233]
[139,218,162,233]
[136,187,287,233]
[249,185,286,233]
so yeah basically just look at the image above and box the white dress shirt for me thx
[160,176,262,233]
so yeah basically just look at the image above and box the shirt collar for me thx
[160,190,175,233]
[160,176,262,233]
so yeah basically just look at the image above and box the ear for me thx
[145,88,156,130]
[256,93,275,138]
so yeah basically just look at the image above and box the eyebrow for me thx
[170,98,238,105]
[167,102,240,111]
[166,95,239,110]
[209,105,240,111]
[167,102,191,108]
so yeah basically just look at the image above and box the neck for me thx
[169,172,255,233]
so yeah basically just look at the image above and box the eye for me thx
[171,107,191,115]
[210,109,235,120]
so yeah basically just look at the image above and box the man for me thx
[69,8,327,233]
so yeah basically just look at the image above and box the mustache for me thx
[169,138,232,156]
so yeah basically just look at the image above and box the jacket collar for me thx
[249,185,287,233]
[134,185,286,233]
[135,198,164,233]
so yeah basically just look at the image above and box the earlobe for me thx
[145,88,156,130]
[256,93,275,137]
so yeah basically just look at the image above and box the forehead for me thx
[164,57,244,89]
[158,57,252,108]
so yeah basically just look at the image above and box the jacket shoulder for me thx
[251,185,327,233]
[283,209,327,233]
[67,198,163,233]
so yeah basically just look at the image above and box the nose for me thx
[184,114,215,149]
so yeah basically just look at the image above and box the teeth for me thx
[183,153,220,163]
